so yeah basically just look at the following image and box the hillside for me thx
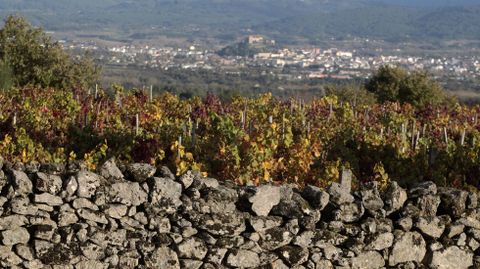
[254,5,480,42]
[2,1,480,43]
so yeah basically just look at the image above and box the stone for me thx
[75,260,108,269]
[366,232,393,251]
[81,242,104,260]
[277,246,309,266]
[35,172,62,194]
[226,249,261,268]
[105,204,128,219]
[144,247,180,268]
[178,170,196,189]
[415,217,445,239]
[77,208,108,224]
[409,181,437,197]
[58,211,79,227]
[34,193,63,206]
[11,197,38,215]
[76,171,101,198]
[0,245,23,267]
[249,216,283,232]
[180,259,202,269]
[10,170,32,196]
[108,181,148,207]
[328,182,354,206]
[388,231,426,266]
[333,201,364,223]
[396,217,413,231]
[259,227,294,251]
[0,215,28,230]
[249,185,281,216]
[176,237,208,260]
[417,195,441,217]
[149,177,182,214]
[126,163,156,182]
[446,222,465,238]
[438,187,468,217]
[98,158,124,181]
[302,185,330,210]
[271,192,312,219]
[1,227,30,245]
[72,197,99,210]
[64,176,78,196]
[351,251,385,269]
[14,244,34,261]
[360,182,384,217]
[429,246,473,269]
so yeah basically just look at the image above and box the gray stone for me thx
[108,182,147,206]
[277,246,309,266]
[105,204,128,219]
[409,181,437,197]
[10,170,32,196]
[302,185,330,210]
[259,227,294,251]
[328,182,354,206]
[1,227,30,245]
[429,246,473,269]
[249,216,283,232]
[366,232,394,251]
[333,201,364,223]
[360,182,384,217]
[249,185,281,216]
[76,171,101,198]
[176,237,208,260]
[11,197,38,215]
[388,231,426,266]
[145,247,180,269]
[446,222,465,238]
[438,187,468,218]
[415,217,445,239]
[226,249,261,268]
[75,260,108,269]
[126,163,156,182]
[351,251,385,269]
[0,215,28,230]
[397,217,413,231]
[0,245,23,267]
[35,172,62,194]
[72,197,99,210]
[180,259,203,269]
[178,170,196,189]
[34,193,63,206]
[98,158,124,181]
[76,208,108,224]
[417,195,441,217]
[149,177,182,214]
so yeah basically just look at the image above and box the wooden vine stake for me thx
[443,127,448,150]
[460,128,466,146]
[95,84,98,99]
[13,112,17,126]
[178,136,182,156]
[135,114,139,136]
[151,85,154,101]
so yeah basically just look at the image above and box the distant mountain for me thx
[253,5,480,43]
[1,0,480,43]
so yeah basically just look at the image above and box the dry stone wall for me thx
[0,158,479,268]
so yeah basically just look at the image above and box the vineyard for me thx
[1,86,480,189]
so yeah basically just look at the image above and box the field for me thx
[1,87,480,189]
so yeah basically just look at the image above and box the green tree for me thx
[365,65,406,103]
[0,15,100,90]
[366,65,449,107]
[0,59,13,90]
